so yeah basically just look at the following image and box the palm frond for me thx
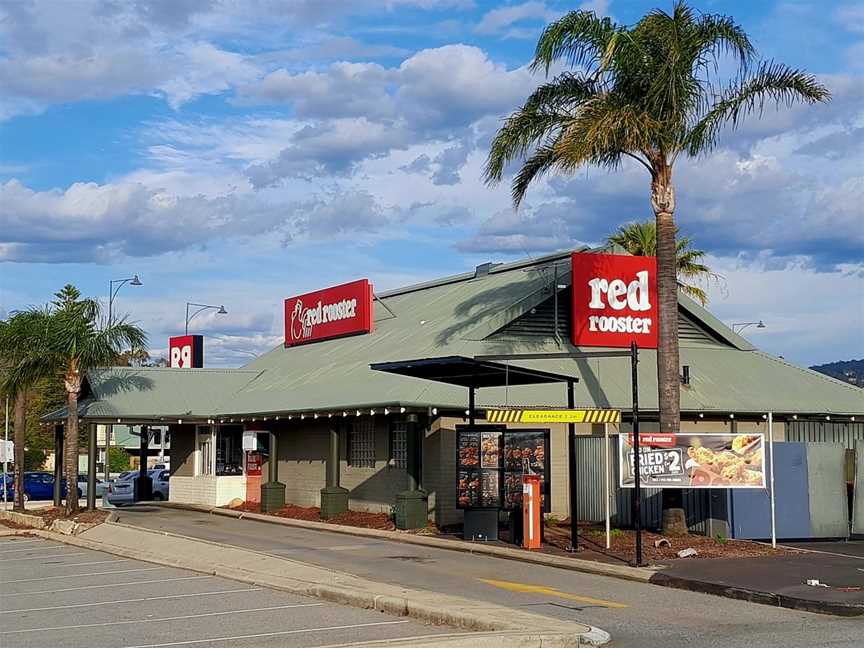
[484,73,597,184]
[510,137,566,207]
[685,61,830,155]
[531,10,619,75]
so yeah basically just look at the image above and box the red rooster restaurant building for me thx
[49,249,864,535]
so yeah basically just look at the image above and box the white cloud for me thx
[475,1,558,37]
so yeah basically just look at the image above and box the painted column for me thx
[320,423,348,519]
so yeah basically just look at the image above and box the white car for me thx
[106,469,170,505]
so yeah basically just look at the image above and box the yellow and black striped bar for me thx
[485,409,621,424]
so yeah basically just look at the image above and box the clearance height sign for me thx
[571,253,658,348]
[284,279,374,347]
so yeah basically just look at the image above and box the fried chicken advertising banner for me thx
[619,433,766,489]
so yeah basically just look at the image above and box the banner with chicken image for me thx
[619,433,765,489]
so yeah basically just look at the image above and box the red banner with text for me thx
[284,279,374,347]
[571,253,658,348]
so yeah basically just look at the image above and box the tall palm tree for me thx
[0,310,53,512]
[608,220,720,306]
[18,286,147,515]
[484,2,829,443]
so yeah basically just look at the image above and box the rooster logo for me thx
[290,299,312,341]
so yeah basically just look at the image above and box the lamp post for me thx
[108,275,143,326]
[106,274,142,486]
[185,303,228,335]
[732,320,766,335]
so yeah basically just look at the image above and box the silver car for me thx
[106,469,170,505]
[77,475,108,498]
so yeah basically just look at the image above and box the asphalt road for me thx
[118,506,864,648]
[0,535,449,648]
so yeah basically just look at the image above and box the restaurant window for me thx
[390,421,407,469]
[196,426,213,476]
[215,425,244,475]
[348,419,375,468]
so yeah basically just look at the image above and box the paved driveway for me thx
[117,506,864,648]
[0,536,448,648]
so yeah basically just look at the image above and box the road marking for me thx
[3,575,211,596]
[3,603,325,634]
[0,552,85,562]
[34,559,131,568]
[1,566,163,585]
[120,620,412,648]
[478,578,628,609]
[0,545,67,554]
[0,587,264,615]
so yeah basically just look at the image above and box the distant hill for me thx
[810,359,864,387]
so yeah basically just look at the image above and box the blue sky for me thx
[0,0,862,368]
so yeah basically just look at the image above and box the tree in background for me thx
[108,446,131,473]
[16,285,147,515]
[607,220,722,305]
[484,2,828,532]
[0,310,53,511]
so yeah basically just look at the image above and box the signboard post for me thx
[768,412,777,548]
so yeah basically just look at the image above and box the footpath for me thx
[158,502,864,617]
[1,509,610,648]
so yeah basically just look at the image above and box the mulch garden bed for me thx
[28,507,110,525]
[543,520,797,564]
[230,502,397,531]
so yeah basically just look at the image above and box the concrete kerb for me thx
[156,501,657,583]
[30,521,611,647]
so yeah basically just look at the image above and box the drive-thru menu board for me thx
[457,427,549,511]
[619,433,765,488]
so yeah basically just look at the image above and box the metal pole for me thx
[567,380,578,550]
[604,422,611,550]
[468,387,476,427]
[107,282,114,487]
[185,302,190,335]
[630,341,643,566]
[87,424,97,511]
[327,426,339,488]
[53,425,63,507]
[768,412,777,549]
[3,397,8,510]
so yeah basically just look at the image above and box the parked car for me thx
[106,469,170,506]
[1,472,80,502]
[77,475,108,498]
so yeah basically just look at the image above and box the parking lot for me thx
[0,536,450,648]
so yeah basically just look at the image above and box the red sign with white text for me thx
[284,279,374,347]
[169,335,204,368]
[571,253,658,348]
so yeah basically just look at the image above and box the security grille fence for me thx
[786,420,864,449]
[348,418,376,468]
[390,421,407,469]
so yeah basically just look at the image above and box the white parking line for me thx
[6,575,211,596]
[0,587,263,615]
[35,559,131,568]
[1,566,163,585]
[0,552,85,562]
[0,545,67,554]
[120,620,412,648]
[3,603,325,634]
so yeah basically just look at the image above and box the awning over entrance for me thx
[370,355,577,389]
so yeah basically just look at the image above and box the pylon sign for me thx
[486,409,621,424]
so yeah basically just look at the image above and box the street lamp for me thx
[105,274,142,489]
[732,320,766,334]
[185,302,228,335]
[108,274,143,326]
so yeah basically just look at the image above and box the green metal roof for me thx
[51,249,864,420]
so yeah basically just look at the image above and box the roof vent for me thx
[474,262,500,278]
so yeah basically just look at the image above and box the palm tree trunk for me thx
[652,165,687,534]
[64,367,81,516]
[12,390,26,512]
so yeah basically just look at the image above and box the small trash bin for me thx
[260,481,286,513]
[395,490,428,530]
[320,486,349,519]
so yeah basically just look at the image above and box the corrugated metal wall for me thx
[786,420,864,449]
[573,435,712,533]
